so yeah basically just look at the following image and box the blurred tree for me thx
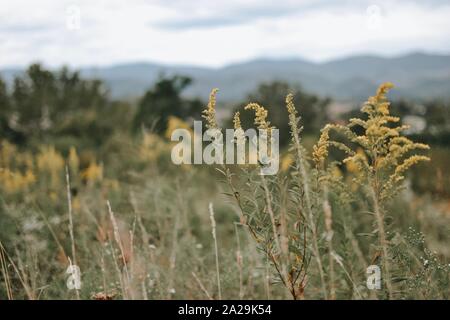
[382,99,450,146]
[11,64,56,138]
[0,64,125,150]
[0,77,25,143]
[0,78,8,117]
[132,75,203,134]
[420,101,450,136]
[233,81,331,146]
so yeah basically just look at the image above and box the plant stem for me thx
[370,186,393,299]
[323,188,336,299]
[290,116,328,299]
[66,166,80,300]
[209,202,222,300]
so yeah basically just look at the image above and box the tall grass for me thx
[0,84,448,300]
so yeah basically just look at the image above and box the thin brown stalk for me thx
[323,188,336,300]
[0,241,13,300]
[260,176,282,262]
[209,202,222,300]
[107,200,132,299]
[13,247,35,300]
[65,166,80,300]
[288,113,327,299]
[234,223,244,299]
[108,240,127,299]
[370,187,394,299]
[192,272,213,300]
[166,201,180,299]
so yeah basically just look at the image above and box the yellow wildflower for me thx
[202,88,219,129]
[165,116,192,140]
[68,147,80,176]
[140,132,167,162]
[37,146,64,189]
[0,140,17,168]
[244,103,271,130]
[0,168,35,193]
[317,82,430,200]
[313,125,330,168]
[37,146,64,173]
[81,162,103,184]
[286,93,297,116]
[281,153,294,172]
[233,111,242,130]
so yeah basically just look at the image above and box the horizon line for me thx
[1,50,450,71]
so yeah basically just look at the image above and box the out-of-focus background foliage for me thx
[2,62,450,196]
[0,62,449,299]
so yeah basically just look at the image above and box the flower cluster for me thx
[202,88,219,129]
[244,102,272,130]
[313,82,430,200]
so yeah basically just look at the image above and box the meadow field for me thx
[0,64,449,300]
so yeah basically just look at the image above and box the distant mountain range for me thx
[1,52,450,102]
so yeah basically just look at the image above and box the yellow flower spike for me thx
[68,146,80,176]
[165,116,192,139]
[331,166,342,178]
[202,88,219,129]
[233,111,242,130]
[37,146,64,173]
[81,162,103,184]
[0,140,16,165]
[37,146,64,190]
[312,125,330,168]
[286,93,297,116]
[244,102,271,130]
[378,102,390,115]
[140,132,168,162]
[392,155,430,183]
[281,153,294,172]
[317,82,430,201]
[375,82,394,101]
[232,111,246,151]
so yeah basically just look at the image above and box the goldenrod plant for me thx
[311,83,430,298]
[202,88,219,130]
[207,83,434,299]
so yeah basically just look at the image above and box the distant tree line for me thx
[2,64,448,155]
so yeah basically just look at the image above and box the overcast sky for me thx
[1,0,450,68]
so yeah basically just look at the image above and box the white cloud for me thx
[0,0,449,68]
